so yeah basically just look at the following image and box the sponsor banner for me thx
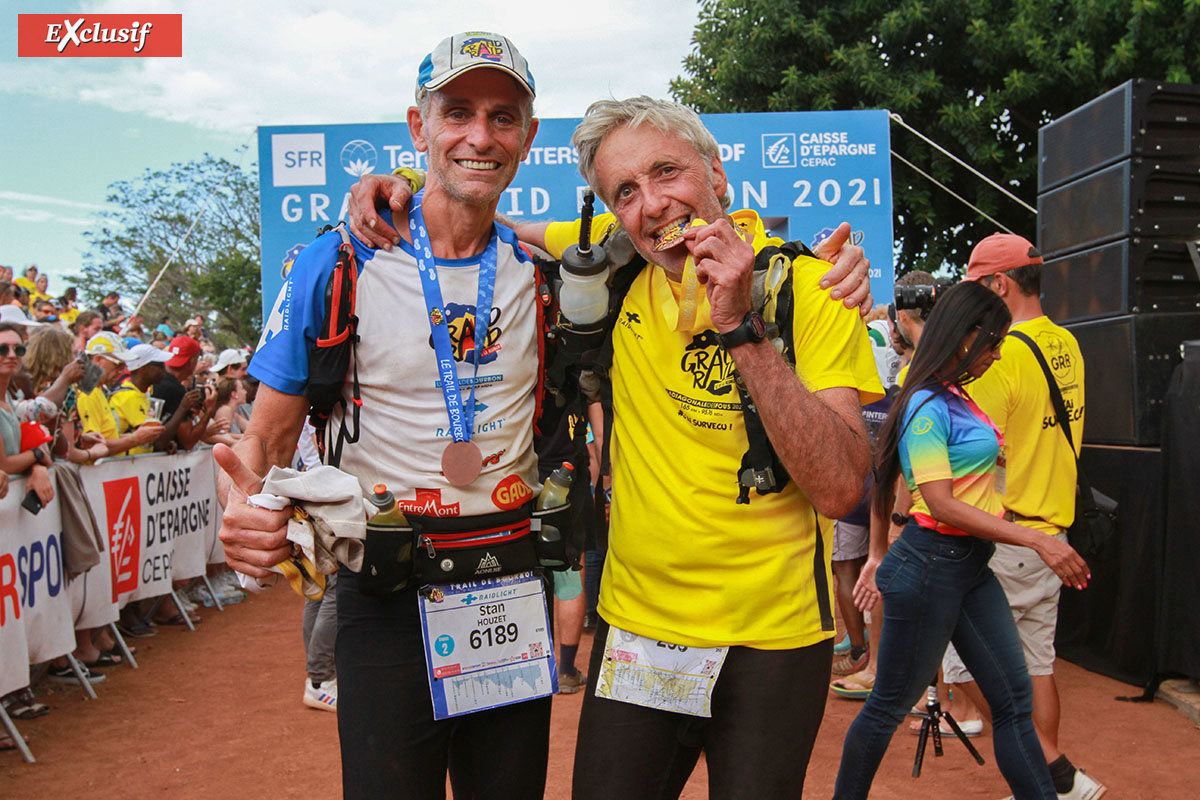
[0,472,75,696]
[17,14,183,58]
[69,550,119,631]
[258,110,894,324]
[78,450,216,602]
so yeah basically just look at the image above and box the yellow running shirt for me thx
[969,316,1084,535]
[76,385,118,440]
[548,211,883,649]
[110,379,154,455]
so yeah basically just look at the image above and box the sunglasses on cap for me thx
[0,343,27,357]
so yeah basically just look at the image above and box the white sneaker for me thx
[303,678,337,712]
[1059,769,1106,800]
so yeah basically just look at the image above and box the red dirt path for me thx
[3,586,1196,798]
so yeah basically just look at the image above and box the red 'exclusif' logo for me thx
[103,477,141,601]
[491,474,533,511]
[17,15,182,57]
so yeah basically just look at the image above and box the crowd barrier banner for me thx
[77,449,217,604]
[1,451,223,698]
[0,472,75,695]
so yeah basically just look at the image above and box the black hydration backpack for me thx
[306,224,361,467]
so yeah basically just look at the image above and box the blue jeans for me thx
[833,524,1055,800]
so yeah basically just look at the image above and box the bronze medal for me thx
[441,440,483,486]
[653,224,687,252]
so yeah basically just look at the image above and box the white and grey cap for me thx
[415,31,536,102]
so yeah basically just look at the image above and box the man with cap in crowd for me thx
[151,335,217,451]
[77,332,164,457]
[110,344,173,455]
[951,233,1103,800]
[210,348,248,379]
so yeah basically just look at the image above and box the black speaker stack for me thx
[1039,80,1200,687]
[1038,78,1200,446]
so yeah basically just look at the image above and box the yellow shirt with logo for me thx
[969,316,1084,534]
[544,213,621,259]
[76,385,118,440]
[552,211,883,649]
[109,379,155,455]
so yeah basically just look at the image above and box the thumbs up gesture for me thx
[214,443,293,578]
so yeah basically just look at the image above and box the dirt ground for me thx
[3,585,1197,798]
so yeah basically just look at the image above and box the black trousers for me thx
[572,618,833,800]
[335,569,551,800]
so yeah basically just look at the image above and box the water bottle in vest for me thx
[369,484,410,528]
[537,462,574,511]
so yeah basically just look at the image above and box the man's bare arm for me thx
[729,341,870,518]
[494,215,552,252]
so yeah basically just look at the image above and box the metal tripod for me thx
[911,680,986,777]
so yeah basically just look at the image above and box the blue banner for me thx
[257,110,893,323]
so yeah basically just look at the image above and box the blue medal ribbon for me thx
[409,191,498,444]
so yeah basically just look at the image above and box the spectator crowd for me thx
[0,263,257,746]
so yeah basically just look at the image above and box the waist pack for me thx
[354,501,572,597]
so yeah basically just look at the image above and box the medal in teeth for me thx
[654,223,688,252]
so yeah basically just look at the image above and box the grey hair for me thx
[572,96,722,204]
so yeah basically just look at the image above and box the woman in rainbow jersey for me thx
[833,281,1090,800]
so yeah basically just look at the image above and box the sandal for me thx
[830,671,875,699]
[116,619,158,638]
[1,732,30,751]
[84,652,122,668]
[154,612,200,626]
[2,688,50,720]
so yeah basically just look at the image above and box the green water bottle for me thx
[537,462,574,511]
[369,484,409,527]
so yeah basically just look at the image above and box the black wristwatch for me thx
[717,311,767,350]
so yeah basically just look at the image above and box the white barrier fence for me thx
[0,449,224,700]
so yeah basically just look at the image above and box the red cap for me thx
[965,233,1043,281]
[166,335,202,368]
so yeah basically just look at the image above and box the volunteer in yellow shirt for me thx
[78,332,162,457]
[110,344,172,455]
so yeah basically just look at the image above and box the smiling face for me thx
[591,123,728,276]
[0,330,22,379]
[409,70,538,209]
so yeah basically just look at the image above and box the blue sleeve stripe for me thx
[247,360,307,397]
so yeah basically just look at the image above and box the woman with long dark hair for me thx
[833,281,1090,799]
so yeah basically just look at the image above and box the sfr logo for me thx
[17,14,182,57]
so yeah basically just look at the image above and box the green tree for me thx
[672,0,1200,274]
[75,154,262,347]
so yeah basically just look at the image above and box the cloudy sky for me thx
[0,0,700,294]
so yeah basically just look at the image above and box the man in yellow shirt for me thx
[959,233,1104,800]
[109,344,171,455]
[556,98,882,798]
[78,332,162,456]
[14,264,38,296]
